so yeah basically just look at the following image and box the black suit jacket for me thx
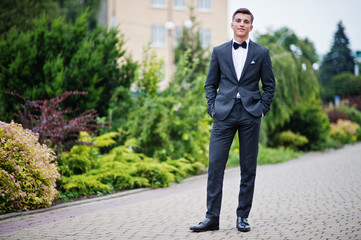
[205,40,275,120]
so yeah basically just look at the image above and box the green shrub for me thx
[330,119,359,144]
[284,103,331,150]
[322,72,361,102]
[0,121,60,214]
[356,127,361,141]
[273,130,308,150]
[126,50,210,164]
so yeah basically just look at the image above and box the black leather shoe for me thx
[236,217,251,232]
[190,218,219,232]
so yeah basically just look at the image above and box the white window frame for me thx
[152,0,167,8]
[198,0,211,12]
[174,0,186,10]
[152,25,166,47]
[199,28,211,49]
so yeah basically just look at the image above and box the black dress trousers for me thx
[205,99,261,221]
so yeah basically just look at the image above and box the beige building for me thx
[104,0,229,86]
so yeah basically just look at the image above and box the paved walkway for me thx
[1,143,361,240]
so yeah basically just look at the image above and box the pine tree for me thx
[319,21,354,86]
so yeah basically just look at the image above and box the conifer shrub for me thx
[0,13,135,121]
[0,121,60,214]
[165,158,204,183]
[58,132,203,199]
[61,174,113,196]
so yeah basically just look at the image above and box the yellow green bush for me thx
[273,130,309,150]
[0,121,60,214]
[58,132,204,199]
[330,119,359,144]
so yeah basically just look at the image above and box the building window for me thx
[175,26,183,41]
[199,28,211,49]
[111,16,117,28]
[152,25,166,47]
[198,0,211,12]
[174,0,186,10]
[152,0,166,8]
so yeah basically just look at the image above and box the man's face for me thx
[231,13,253,39]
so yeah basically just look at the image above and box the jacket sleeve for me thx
[204,48,221,117]
[260,48,276,116]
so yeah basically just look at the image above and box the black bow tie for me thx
[233,41,247,50]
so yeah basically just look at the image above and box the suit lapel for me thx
[240,40,255,80]
[225,40,238,82]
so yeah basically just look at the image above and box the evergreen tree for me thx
[0,0,59,35]
[0,0,102,37]
[54,0,102,32]
[319,21,354,87]
[0,13,134,122]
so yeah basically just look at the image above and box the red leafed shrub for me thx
[323,103,348,123]
[0,121,60,213]
[6,91,99,153]
[342,95,361,111]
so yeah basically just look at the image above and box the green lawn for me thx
[227,144,302,167]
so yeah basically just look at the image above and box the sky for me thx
[227,0,361,56]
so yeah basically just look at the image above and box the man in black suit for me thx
[190,8,275,232]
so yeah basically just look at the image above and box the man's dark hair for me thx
[232,8,254,24]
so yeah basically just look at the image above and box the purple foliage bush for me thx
[342,95,361,111]
[7,91,99,153]
[323,103,348,123]
[0,121,60,214]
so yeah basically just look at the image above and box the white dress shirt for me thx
[232,38,249,98]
